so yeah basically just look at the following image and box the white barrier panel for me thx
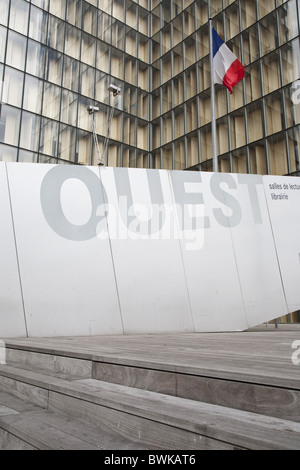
[1,162,299,337]
[263,176,300,313]
[0,163,27,337]
[6,163,123,337]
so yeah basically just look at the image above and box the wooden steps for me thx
[1,327,300,450]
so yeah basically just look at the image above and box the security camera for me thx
[108,84,121,96]
[88,105,99,113]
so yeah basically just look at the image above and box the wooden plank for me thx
[92,361,300,422]
[0,429,37,450]
[2,327,300,388]
[48,391,237,450]
[5,348,92,379]
[0,410,99,450]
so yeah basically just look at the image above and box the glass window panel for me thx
[260,12,278,56]
[125,28,137,56]
[286,83,300,128]
[62,55,80,91]
[219,154,231,173]
[265,91,284,136]
[198,58,210,92]
[138,7,148,35]
[268,134,288,175]
[113,0,125,22]
[225,3,239,39]
[0,0,9,26]
[174,107,184,139]
[196,26,209,60]
[0,105,21,146]
[162,144,173,170]
[126,1,137,28]
[59,124,76,161]
[42,83,61,120]
[82,2,97,35]
[161,82,172,113]
[18,150,38,163]
[258,0,276,19]
[61,90,78,126]
[95,71,109,104]
[173,15,182,47]
[199,91,211,125]
[137,89,148,120]
[96,41,110,74]
[19,112,40,151]
[77,96,91,131]
[245,62,262,103]
[262,51,280,95]
[229,79,244,111]
[161,112,172,144]
[65,24,81,59]
[45,49,63,85]
[66,0,82,28]
[231,110,246,149]
[9,0,29,35]
[281,39,300,86]
[99,0,111,14]
[0,144,18,162]
[173,44,184,76]
[0,64,3,99]
[2,67,24,107]
[249,141,267,174]
[288,126,300,174]
[186,132,199,168]
[81,32,96,66]
[80,64,95,98]
[124,57,136,85]
[200,124,212,161]
[247,102,264,143]
[183,6,196,38]
[242,24,259,65]
[215,86,227,118]
[174,139,185,170]
[29,6,48,43]
[98,11,111,43]
[137,34,148,62]
[31,0,49,9]
[39,118,59,156]
[76,129,91,165]
[48,16,65,52]
[93,104,107,136]
[49,0,66,19]
[186,99,198,134]
[185,35,196,69]
[110,112,122,142]
[217,116,229,154]
[23,75,43,114]
[232,148,248,174]
[278,0,299,45]
[210,0,223,16]
[0,26,7,62]
[6,30,27,70]
[26,40,46,77]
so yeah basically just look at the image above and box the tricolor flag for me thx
[212,28,245,94]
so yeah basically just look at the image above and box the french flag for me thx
[213,28,245,94]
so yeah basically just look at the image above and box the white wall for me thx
[1,162,299,337]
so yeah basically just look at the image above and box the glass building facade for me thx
[0,0,300,174]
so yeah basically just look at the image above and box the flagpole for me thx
[209,18,218,173]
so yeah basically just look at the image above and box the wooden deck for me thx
[0,324,300,450]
